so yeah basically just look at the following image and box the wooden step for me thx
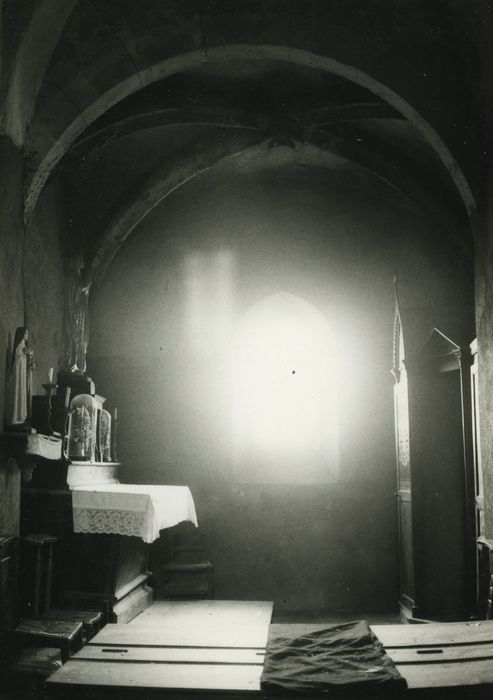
[112,583,153,623]
[8,618,84,662]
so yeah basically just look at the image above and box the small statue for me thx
[7,326,35,428]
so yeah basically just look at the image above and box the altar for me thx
[18,374,200,623]
[21,471,199,623]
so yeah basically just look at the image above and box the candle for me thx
[48,367,54,383]
[114,407,118,421]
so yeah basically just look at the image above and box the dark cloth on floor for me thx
[261,620,407,694]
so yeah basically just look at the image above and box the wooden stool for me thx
[43,609,103,642]
[8,618,83,663]
[159,529,214,599]
[160,560,214,597]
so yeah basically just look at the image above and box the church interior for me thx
[2,1,493,697]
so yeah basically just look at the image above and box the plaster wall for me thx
[90,166,472,613]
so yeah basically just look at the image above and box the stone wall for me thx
[0,136,66,534]
[89,165,473,613]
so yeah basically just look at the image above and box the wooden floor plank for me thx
[46,615,493,696]
[46,660,263,691]
[132,600,273,628]
[372,621,493,648]
[390,643,493,664]
[76,645,265,665]
[397,659,493,689]
[91,622,269,649]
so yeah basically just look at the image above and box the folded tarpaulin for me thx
[261,621,407,694]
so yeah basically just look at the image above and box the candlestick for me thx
[112,407,118,462]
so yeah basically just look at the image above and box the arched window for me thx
[232,292,339,483]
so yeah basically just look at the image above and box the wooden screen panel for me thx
[397,493,415,607]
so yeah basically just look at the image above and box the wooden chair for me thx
[0,535,19,633]
[21,533,57,618]
[6,535,84,663]
[2,533,101,694]
[158,528,214,599]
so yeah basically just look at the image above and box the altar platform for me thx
[44,601,493,699]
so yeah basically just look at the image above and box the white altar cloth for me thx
[71,484,198,543]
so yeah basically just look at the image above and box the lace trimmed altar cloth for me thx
[71,484,198,543]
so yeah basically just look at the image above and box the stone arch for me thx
[3,0,79,147]
[26,44,476,226]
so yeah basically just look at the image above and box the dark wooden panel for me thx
[414,371,470,618]
[397,497,415,605]
[61,534,148,598]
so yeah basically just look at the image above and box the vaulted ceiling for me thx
[4,0,484,285]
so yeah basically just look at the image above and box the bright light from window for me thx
[233,293,339,483]
[183,250,236,355]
